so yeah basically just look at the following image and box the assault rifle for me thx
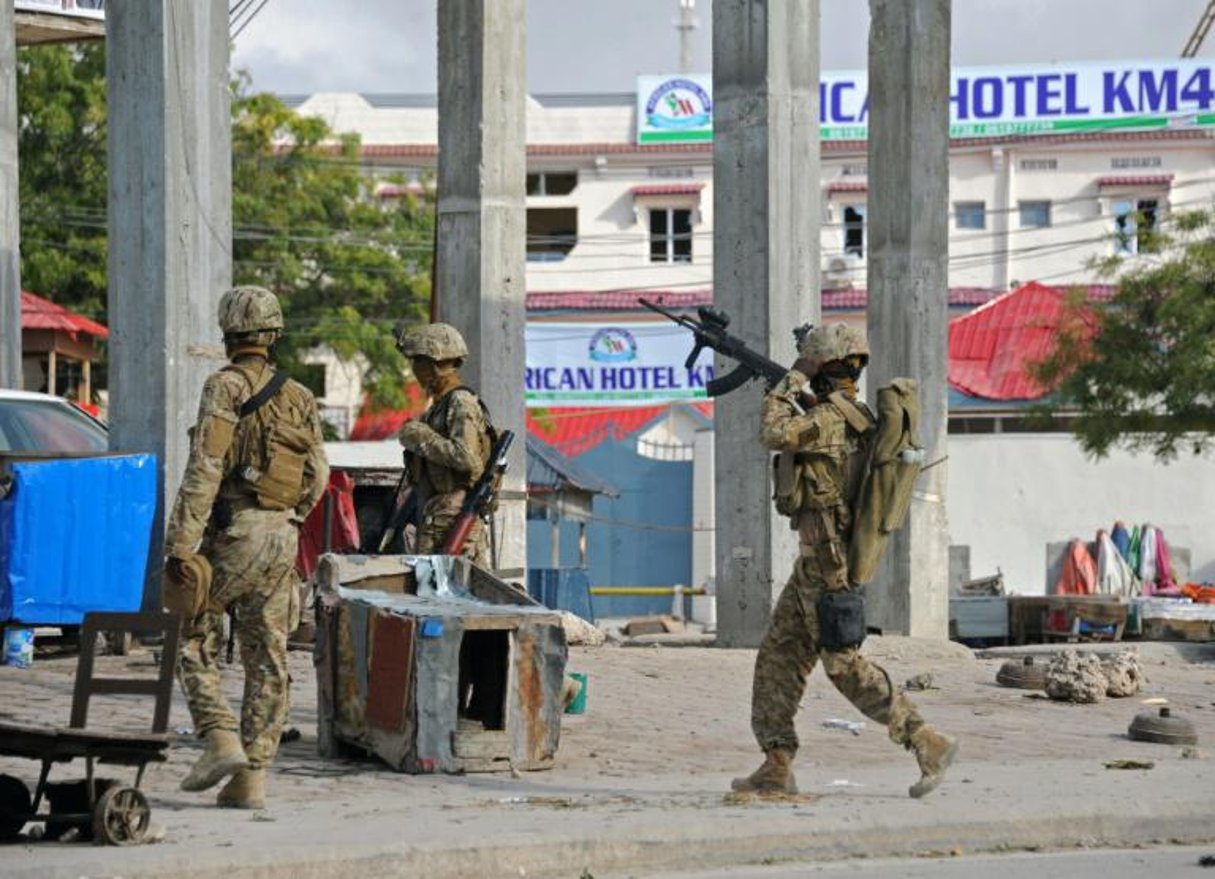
[640,298,815,400]
[441,429,515,555]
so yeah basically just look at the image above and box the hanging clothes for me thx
[1154,528,1178,594]
[1055,539,1097,595]
[1127,525,1142,573]
[1110,521,1131,561]
[1138,525,1158,593]
[1095,529,1140,597]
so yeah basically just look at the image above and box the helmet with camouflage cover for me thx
[395,322,468,361]
[218,285,284,337]
[797,323,869,366]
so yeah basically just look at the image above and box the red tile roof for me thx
[20,291,109,339]
[631,183,705,197]
[525,286,1007,313]
[826,181,868,193]
[345,128,1213,161]
[1096,174,1174,187]
[947,281,1098,401]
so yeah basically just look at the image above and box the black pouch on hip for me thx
[816,590,866,650]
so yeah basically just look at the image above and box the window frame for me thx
[1018,200,1052,229]
[954,201,987,231]
[648,206,694,264]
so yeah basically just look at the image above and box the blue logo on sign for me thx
[645,78,712,131]
[589,328,637,363]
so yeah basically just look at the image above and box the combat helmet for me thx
[218,285,284,338]
[395,322,469,361]
[798,323,869,366]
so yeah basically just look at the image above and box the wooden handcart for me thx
[0,612,179,845]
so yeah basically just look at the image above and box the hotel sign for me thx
[637,60,1215,143]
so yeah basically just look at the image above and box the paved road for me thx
[636,846,1215,878]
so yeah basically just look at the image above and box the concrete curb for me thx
[9,806,1215,879]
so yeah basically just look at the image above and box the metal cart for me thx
[0,612,179,845]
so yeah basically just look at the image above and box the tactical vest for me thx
[416,386,495,494]
[772,391,875,521]
[223,361,317,511]
[848,378,923,584]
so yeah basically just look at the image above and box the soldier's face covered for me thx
[411,356,438,393]
[411,356,460,397]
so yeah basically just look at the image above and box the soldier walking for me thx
[164,286,328,809]
[732,324,957,799]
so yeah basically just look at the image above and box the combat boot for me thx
[180,729,248,792]
[730,748,798,795]
[216,768,266,810]
[908,725,958,799]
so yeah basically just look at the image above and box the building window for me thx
[1020,158,1058,172]
[526,208,577,262]
[526,172,577,196]
[1111,156,1162,170]
[1019,200,1052,228]
[843,204,867,257]
[298,363,327,399]
[955,201,986,230]
[649,208,693,263]
[1113,198,1159,255]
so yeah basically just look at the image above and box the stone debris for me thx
[561,612,606,647]
[1044,650,1108,703]
[1102,652,1144,697]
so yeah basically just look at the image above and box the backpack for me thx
[848,378,923,585]
[224,362,317,511]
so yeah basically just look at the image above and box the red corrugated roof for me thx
[526,286,1007,313]
[1096,174,1174,188]
[947,281,1098,401]
[20,291,109,339]
[349,384,426,441]
[631,183,705,197]
[826,181,868,193]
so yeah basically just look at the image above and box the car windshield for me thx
[0,399,108,453]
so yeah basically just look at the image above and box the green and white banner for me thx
[526,321,715,407]
[637,59,1215,144]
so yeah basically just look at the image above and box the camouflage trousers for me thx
[416,490,490,569]
[750,548,925,753]
[178,509,299,770]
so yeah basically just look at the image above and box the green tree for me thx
[1034,208,1215,461]
[17,44,430,410]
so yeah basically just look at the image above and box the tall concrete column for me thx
[0,6,20,390]
[713,0,820,647]
[107,1,231,604]
[435,0,527,578]
[865,0,951,637]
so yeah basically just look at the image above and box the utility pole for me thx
[675,0,699,74]
[0,3,19,390]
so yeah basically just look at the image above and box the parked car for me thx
[0,389,107,454]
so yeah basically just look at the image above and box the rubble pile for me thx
[1102,652,1144,697]
[1044,649,1144,703]
[1044,651,1109,703]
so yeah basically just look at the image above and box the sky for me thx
[230,0,1213,97]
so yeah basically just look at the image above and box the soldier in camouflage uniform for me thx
[732,324,957,799]
[395,323,494,567]
[164,286,329,809]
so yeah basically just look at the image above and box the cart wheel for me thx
[91,785,149,846]
[0,774,31,842]
[106,630,133,656]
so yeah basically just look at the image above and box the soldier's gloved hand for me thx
[164,556,189,585]
[398,419,438,452]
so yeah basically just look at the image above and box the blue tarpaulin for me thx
[0,454,156,624]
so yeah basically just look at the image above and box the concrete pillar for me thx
[865,0,951,637]
[0,6,20,390]
[107,0,231,605]
[992,146,1012,291]
[712,0,820,647]
[435,0,527,579]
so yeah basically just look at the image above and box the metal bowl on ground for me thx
[995,656,1047,689]
[1128,707,1198,746]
